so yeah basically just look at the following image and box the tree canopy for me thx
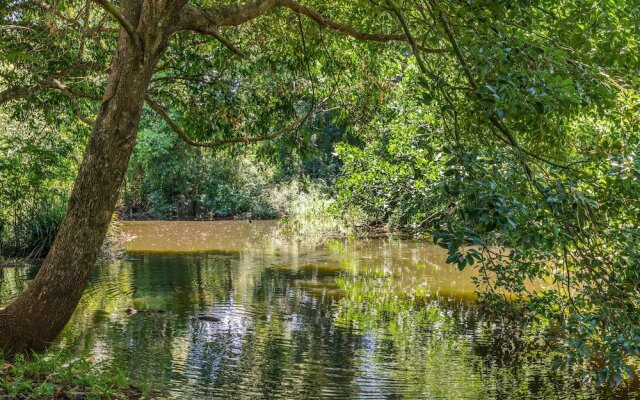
[1,0,639,384]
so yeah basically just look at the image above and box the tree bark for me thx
[0,0,177,354]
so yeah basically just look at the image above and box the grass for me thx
[0,198,67,260]
[0,351,144,399]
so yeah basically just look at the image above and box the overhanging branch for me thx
[51,79,96,127]
[187,25,246,58]
[145,95,319,148]
[422,0,578,175]
[176,0,444,53]
[0,80,57,105]
[209,28,246,58]
[0,63,105,105]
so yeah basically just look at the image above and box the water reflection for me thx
[0,221,635,399]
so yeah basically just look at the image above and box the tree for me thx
[334,0,639,382]
[0,0,434,353]
[2,0,638,383]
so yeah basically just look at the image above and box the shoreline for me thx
[1,220,422,268]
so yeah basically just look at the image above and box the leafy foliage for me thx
[1,0,639,385]
[334,0,640,383]
[0,351,136,399]
[123,124,278,219]
[0,112,81,258]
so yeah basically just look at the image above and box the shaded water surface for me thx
[0,221,636,399]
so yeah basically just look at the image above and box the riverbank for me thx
[0,220,132,269]
[1,352,144,399]
[0,218,414,269]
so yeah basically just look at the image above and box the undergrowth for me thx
[0,351,143,399]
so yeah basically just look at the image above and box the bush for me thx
[124,127,278,220]
[268,180,365,238]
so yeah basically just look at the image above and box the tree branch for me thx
[145,95,318,148]
[0,80,57,105]
[175,0,445,53]
[424,0,538,179]
[386,0,430,75]
[423,0,581,176]
[0,63,104,105]
[210,28,246,58]
[186,25,246,58]
[51,79,95,126]
[91,0,137,41]
[276,0,409,43]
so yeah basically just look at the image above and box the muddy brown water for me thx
[0,221,636,399]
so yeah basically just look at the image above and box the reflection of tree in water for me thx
[0,265,38,306]
[55,253,238,396]
[181,264,363,399]
[6,248,632,399]
[333,269,630,399]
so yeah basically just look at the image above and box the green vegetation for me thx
[0,352,138,399]
[1,0,639,389]
[0,112,80,259]
[123,125,277,219]
[329,0,640,384]
[121,120,347,221]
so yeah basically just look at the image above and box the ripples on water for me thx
[0,221,636,399]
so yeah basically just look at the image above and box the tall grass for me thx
[0,196,67,260]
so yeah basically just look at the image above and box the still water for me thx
[0,221,636,399]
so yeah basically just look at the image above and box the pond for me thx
[0,221,635,399]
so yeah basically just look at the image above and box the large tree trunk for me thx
[0,1,177,354]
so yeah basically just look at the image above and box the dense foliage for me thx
[121,114,347,220]
[1,0,639,385]
[123,125,275,219]
[332,0,640,384]
[0,112,82,258]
